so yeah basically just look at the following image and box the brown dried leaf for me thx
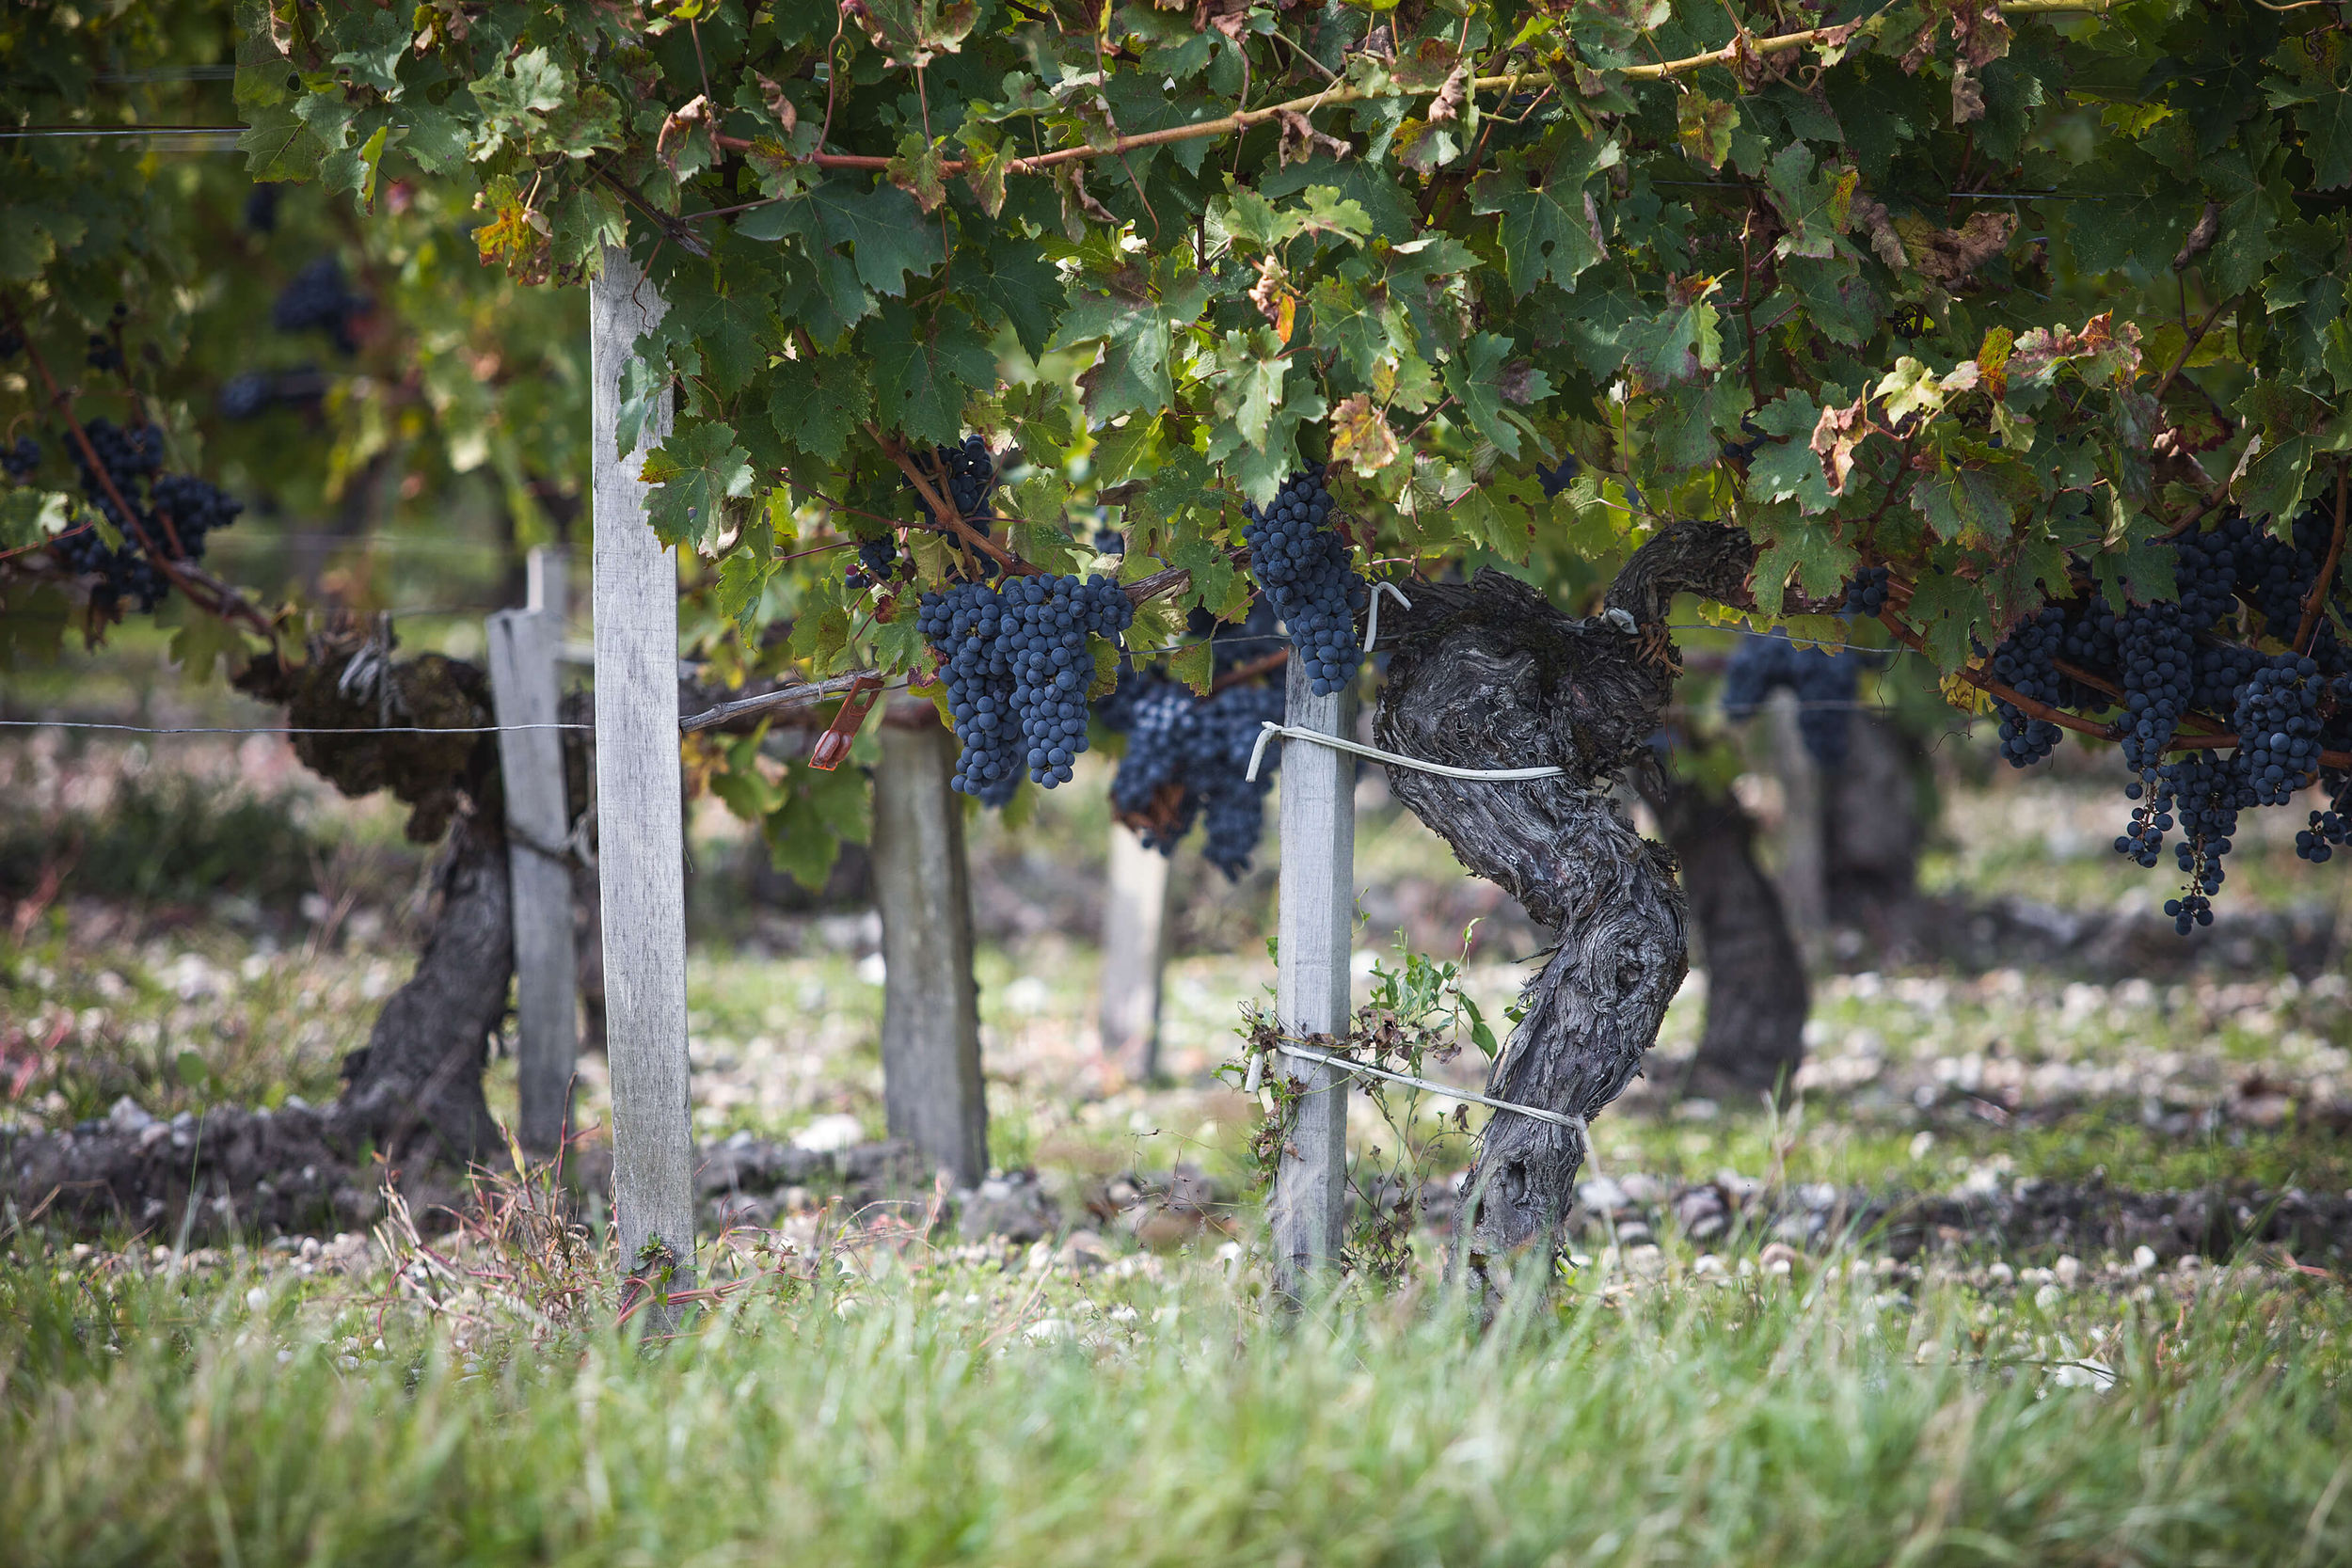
[1426,60,1470,125]
[1909,212,2014,290]
[1810,395,1869,495]
[2173,201,2220,272]
[756,74,798,133]
[1274,108,1353,167]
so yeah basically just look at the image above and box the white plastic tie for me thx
[1361,579,1414,655]
[1258,1036,1590,1135]
[1245,721,1570,784]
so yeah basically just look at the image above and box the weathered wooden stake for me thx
[1098,824,1173,1080]
[871,719,988,1187]
[1268,656,1357,1298]
[485,545,577,1153]
[589,245,696,1307]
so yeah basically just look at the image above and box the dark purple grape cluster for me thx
[1242,466,1367,696]
[2233,655,2327,806]
[244,182,281,234]
[1102,670,1288,878]
[2,436,39,481]
[218,372,277,421]
[2299,777,2349,864]
[918,573,1133,800]
[2142,748,2256,933]
[2116,604,2197,782]
[273,258,369,354]
[921,434,997,527]
[1719,628,1859,767]
[845,532,901,591]
[1985,606,2076,767]
[911,434,1000,580]
[1841,565,1890,617]
[52,418,241,611]
[1097,602,1295,877]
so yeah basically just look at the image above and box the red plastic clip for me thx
[808,673,883,770]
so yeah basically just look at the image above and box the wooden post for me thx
[589,244,696,1308]
[1766,688,1828,962]
[871,719,988,1187]
[485,545,577,1153]
[1098,824,1172,1080]
[1268,656,1356,1298]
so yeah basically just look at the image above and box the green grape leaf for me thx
[768,356,871,465]
[866,301,996,449]
[642,422,755,548]
[1469,137,1619,297]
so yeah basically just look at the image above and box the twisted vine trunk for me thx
[1372,530,1755,1294]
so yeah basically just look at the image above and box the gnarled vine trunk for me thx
[1372,529,1756,1293]
[0,641,517,1239]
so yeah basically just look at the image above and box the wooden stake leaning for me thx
[485,546,579,1153]
[1267,654,1356,1300]
[589,245,698,1323]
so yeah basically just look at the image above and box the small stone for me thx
[1576,1176,1629,1214]
[2054,1254,2082,1288]
[1622,1243,1666,1277]
[2033,1283,2064,1310]
[1986,1261,2016,1287]
[1757,1242,1804,1273]
[1692,1253,1726,1277]
[2132,1244,2158,1274]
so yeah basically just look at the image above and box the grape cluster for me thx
[1719,629,1859,767]
[2116,604,2198,778]
[846,533,901,591]
[1963,498,2352,933]
[2299,779,2350,864]
[2,436,39,481]
[1984,605,2077,767]
[918,573,1133,801]
[1242,467,1368,696]
[2153,751,2249,932]
[2233,656,2327,806]
[1841,564,1890,617]
[1102,669,1287,878]
[51,418,242,611]
[244,182,281,234]
[273,258,369,354]
[218,372,277,422]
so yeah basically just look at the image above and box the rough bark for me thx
[332,805,511,1164]
[1372,529,1756,1293]
[1639,773,1808,1097]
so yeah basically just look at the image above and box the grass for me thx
[2,1232,2347,1566]
[9,712,2352,1564]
